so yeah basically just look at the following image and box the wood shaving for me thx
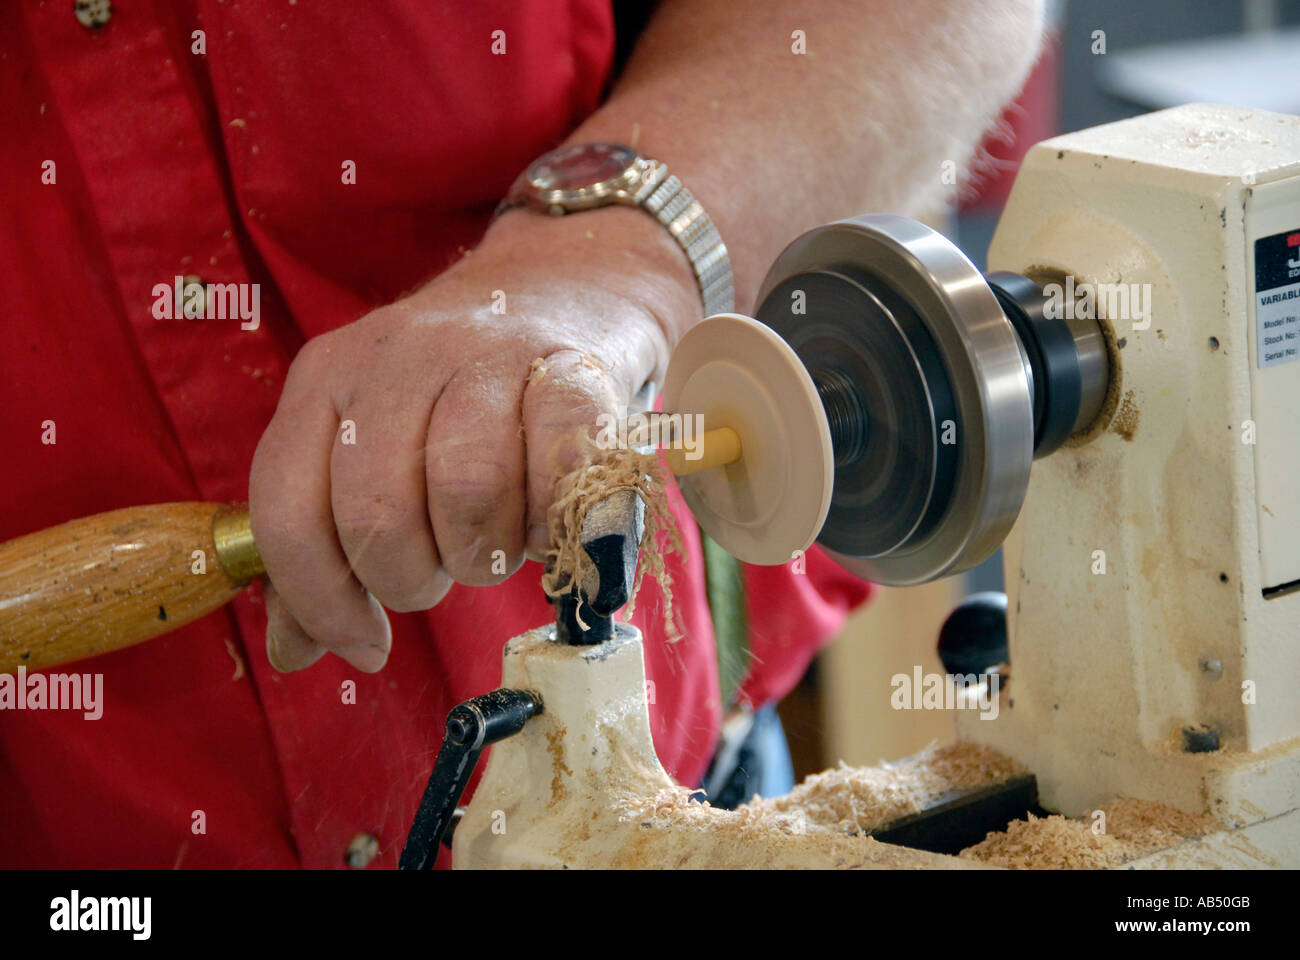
[540,442,683,640]
[604,777,969,868]
[609,742,1025,841]
[612,782,808,838]
[224,638,246,681]
[745,740,1026,834]
[607,745,1211,869]
[960,796,1214,869]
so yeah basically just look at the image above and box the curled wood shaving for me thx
[540,442,683,641]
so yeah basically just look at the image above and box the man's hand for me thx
[249,0,1045,672]
[249,207,698,672]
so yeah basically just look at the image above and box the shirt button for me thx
[181,274,206,319]
[345,833,380,869]
[74,0,112,29]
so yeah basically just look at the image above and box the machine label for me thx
[1255,229,1300,368]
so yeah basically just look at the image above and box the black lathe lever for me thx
[398,687,542,870]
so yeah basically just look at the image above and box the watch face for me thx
[528,143,637,191]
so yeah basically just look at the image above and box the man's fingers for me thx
[330,393,452,612]
[264,581,327,672]
[249,390,392,673]
[425,369,527,585]
[521,350,625,558]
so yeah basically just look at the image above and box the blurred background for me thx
[778,0,1300,780]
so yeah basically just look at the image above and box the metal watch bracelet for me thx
[497,150,734,318]
[631,159,734,316]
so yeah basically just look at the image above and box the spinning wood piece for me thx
[663,313,835,565]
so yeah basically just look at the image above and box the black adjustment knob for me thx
[937,591,1009,677]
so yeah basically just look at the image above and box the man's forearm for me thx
[568,0,1044,324]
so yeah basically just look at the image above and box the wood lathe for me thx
[445,103,1300,869]
[2,104,1298,869]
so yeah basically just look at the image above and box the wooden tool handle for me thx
[0,503,263,674]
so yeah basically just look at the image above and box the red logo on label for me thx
[1288,233,1300,247]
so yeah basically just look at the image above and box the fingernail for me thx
[347,641,390,674]
[266,625,291,673]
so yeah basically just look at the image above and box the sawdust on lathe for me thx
[607,778,955,868]
[539,439,683,640]
[960,796,1214,869]
[745,740,1026,834]
[612,782,809,838]
[612,741,1025,840]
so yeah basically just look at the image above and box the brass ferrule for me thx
[212,505,265,583]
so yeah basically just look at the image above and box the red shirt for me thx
[0,0,870,868]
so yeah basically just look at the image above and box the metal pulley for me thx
[664,215,1109,585]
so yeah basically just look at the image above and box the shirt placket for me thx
[22,2,340,861]
[24,3,286,501]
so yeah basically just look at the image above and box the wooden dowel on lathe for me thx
[665,426,743,476]
[0,503,264,674]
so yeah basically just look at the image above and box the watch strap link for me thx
[639,171,734,316]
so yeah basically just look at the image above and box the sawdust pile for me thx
[610,746,1211,869]
[960,796,1214,869]
[607,778,961,869]
[539,441,683,640]
[613,741,1026,839]
[745,741,1027,834]
[612,782,809,837]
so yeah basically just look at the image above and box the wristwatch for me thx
[499,143,734,316]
